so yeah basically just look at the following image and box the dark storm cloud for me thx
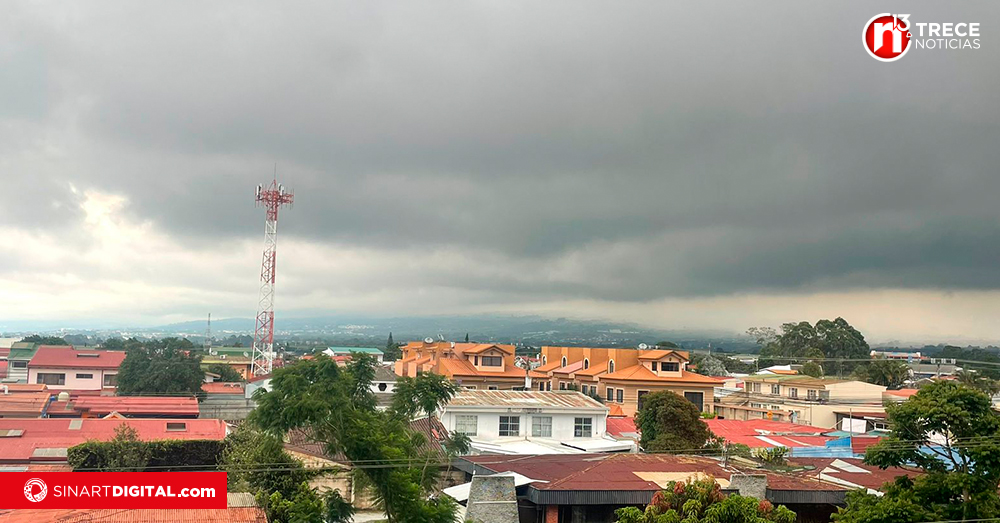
[2,0,1000,302]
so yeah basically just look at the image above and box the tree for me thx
[635,391,711,452]
[756,318,869,374]
[691,354,728,376]
[207,363,246,383]
[956,369,1000,395]
[801,361,823,378]
[837,381,1000,522]
[251,354,458,523]
[852,359,908,388]
[384,332,402,362]
[21,334,69,345]
[103,424,152,472]
[116,338,204,397]
[615,477,795,523]
[464,333,469,343]
[391,372,459,421]
[656,341,681,348]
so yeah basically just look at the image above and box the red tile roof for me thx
[462,344,515,355]
[0,418,228,463]
[0,384,48,393]
[28,346,126,369]
[573,361,609,377]
[0,392,51,416]
[885,388,918,398]
[202,382,245,395]
[47,396,199,417]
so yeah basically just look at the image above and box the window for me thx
[608,360,615,373]
[11,361,27,369]
[76,373,94,379]
[574,417,593,438]
[378,383,388,392]
[474,356,479,365]
[616,388,624,403]
[662,362,679,372]
[607,387,614,401]
[455,415,478,436]
[751,402,763,408]
[807,389,818,400]
[684,391,704,411]
[546,381,552,391]
[789,387,798,398]
[487,385,498,390]
[651,362,658,371]
[36,373,65,385]
[559,382,566,390]
[499,416,520,437]
[538,382,545,391]
[103,374,118,387]
[770,384,780,395]
[166,422,187,431]
[637,390,649,411]
[750,382,761,393]
[481,356,502,366]
[531,416,552,437]
[561,357,567,367]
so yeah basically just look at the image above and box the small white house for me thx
[439,390,632,454]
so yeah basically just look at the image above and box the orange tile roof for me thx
[437,358,527,378]
[533,360,563,373]
[601,365,719,385]
[607,404,625,417]
[462,343,515,355]
[0,392,51,416]
[551,360,585,375]
[769,369,799,375]
[528,370,550,379]
[573,361,609,377]
[638,349,689,361]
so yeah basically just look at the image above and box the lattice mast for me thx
[252,177,293,376]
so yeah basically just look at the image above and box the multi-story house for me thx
[27,346,125,391]
[5,342,39,383]
[716,375,886,429]
[533,346,719,417]
[439,390,631,454]
[395,339,528,390]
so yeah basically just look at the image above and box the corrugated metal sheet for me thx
[448,390,605,409]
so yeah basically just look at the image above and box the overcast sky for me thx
[2,2,999,343]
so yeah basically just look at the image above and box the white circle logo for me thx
[24,478,47,502]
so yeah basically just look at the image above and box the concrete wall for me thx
[27,367,116,391]
[600,382,715,417]
[441,409,607,441]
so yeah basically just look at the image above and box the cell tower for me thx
[251,177,294,376]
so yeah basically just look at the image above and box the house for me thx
[45,394,200,418]
[200,382,255,420]
[456,453,850,523]
[534,346,719,416]
[718,375,887,429]
[0,492,268,522]
[0,418,228,465]
[200,347,254,380]
[4,343,39,383]
[396,340,528,390]
[439,390,631,454]
[26,346,125,391]
[324,346,384,363]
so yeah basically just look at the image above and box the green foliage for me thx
[21,334,70,345]
[251,353,458,523]
[391,371,459,420]
[207,363,246,382]
[116,338,204,397]
[67,436,223,472]
[223,424,316,497]
[751,447,789,466]
[800,361,823,378]
[636,391,711,452]
[838,381,1000,522]
[755,318,869,373]
[257,481,327,523]
[384,332,402,362]
[325,489,356,523]
[615,478,795,523]
[691,354,728,377]
[656,341,681,349]
[852,359,908,388]
[956,369,1000,395]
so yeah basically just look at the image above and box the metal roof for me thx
[28,346,126,369]
[446,390,607,410]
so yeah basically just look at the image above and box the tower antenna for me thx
[205,313,212,352]
[251,173,294,376]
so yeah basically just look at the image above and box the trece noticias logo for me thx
[863,13,981,62]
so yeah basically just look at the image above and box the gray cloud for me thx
[2,0,1000,331]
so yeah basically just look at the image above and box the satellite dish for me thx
[243,352,249,357]
[638,343,648,350]
[424,337,435,344]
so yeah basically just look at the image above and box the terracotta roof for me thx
[0,494,266,522]
[446,390,606,410]
[638,350,689,361]
[0,392,51,416]
[0,384,48,393]
[0,418,228,463]
[201,382,245,395]
[885,389,918,398]
[601,365,720,385]
[573,361,609,377]
[704,419,833,448]
[551,361,585,375]
[48,396,199,417]
[28,347,125,369]
[533,360,564,373]
[528,370,550,379]
[768,369,799,375]
[462,344,515,355]
[437,357,527,378]
[606,417,638,439]
[607,404,625,417]
[0,361,6,379]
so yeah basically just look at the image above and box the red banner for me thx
[0,472,227,509]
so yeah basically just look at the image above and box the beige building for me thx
[395,340,528,390]
[716,375,886,429]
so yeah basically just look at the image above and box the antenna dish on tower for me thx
[424,337,435,344]
[638,343,648,350]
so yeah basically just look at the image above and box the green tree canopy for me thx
[800,361,823,378]
[206,363,246,383]
[116,338,204,397]
[851,359,908,388]
[691,354,728,377]
[21,334,70,345]
[836,381,1000,523]
[250,354,457,523]
[755,318,869,373]
[615,478,795,523]
[635,391,711,452]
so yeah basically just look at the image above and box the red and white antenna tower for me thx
[251,175,294,376]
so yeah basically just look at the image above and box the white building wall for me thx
[440,409,607,442]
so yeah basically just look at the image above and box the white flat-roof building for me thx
[439,390,633,454]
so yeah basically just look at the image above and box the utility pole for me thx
[251,175,294,376]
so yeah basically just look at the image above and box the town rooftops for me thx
[28,346,125,369]
[436,357,527,378]
[446,390,607,410]
[785,457,921,492]
[745,374,848,386]
[884,388,919,399]
[551,360,585,375]
[0,418,229,463]
[0,392,52,417]
[602,365,720,384]
[324,346,384,355]
[637,349,689,361]
[0,493,267,522]
[704,419,834,449]
[202,382,245,395]
[46,395,200,418]
[374,365,398,382]
[461,343,514,355]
